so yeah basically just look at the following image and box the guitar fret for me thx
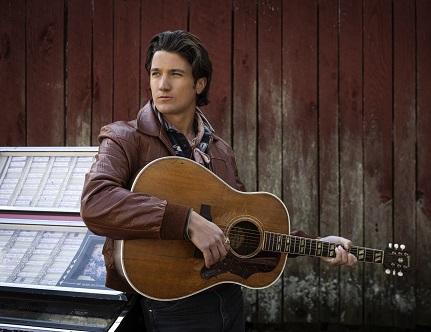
[309,239,317,256]
[268,232,274,251]
[276,234,282,252]
[374,250,383,263]
[299,238,306,254]
[269,233,274,251]
[316,241,323,257]
[264,234,388,265]
[358,248,365,261]
[308,239,315,256]
[284,235,291,252]
[291,236,298,254]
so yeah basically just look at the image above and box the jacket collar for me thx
[136,101,163,137]
[136,100,220,142]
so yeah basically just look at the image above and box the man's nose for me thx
[159,75,170,90]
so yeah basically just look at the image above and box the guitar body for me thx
[114,156,290,300]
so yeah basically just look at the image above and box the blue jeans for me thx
[140,284,245,331]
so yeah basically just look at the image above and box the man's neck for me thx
[164,112,196,138]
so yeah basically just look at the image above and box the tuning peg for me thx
[388,243,393,248]
[400,244,406,251]
[385,269,391,274]
[398,271,404,277]
[394,244,399,249]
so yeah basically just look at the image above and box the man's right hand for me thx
[187,210,230,268]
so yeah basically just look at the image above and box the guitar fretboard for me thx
[263,232,384,264]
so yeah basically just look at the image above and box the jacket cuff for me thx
[160,203,191,240]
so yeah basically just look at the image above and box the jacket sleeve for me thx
[80,125,190,240]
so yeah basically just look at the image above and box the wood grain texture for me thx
[318,0,340,323]
[393,0,416,327]
[113,0,140,122]
[338,0,364,325]
[232,0,257,193]
[66,0,92,146]
[416,0,431,326]
[282,0,320,324]
[189,0,232,143]
[256,0,283,324]
[92,0,114,145]
[232,1,258,322]
[0,0,26,146]
[26,0,64,146]
[0,0,429,329]
[363,0,393,326]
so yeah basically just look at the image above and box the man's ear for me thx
[196,77,207,94]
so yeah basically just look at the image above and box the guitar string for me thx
[226,228,381,259]
[225,226,381,253]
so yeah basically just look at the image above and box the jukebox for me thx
[0,147,144,332]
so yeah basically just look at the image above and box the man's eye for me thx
[151,72,160,77]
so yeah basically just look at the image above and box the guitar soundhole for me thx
[228,220,261,258]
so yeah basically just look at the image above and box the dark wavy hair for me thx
[145,30,212,107]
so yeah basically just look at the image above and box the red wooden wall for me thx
[1,0,430,330]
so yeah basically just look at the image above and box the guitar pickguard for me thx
[200,251,281,280]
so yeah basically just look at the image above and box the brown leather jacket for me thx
[81,101,311,293]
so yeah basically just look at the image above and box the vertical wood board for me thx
[338,0,364,325]
[92,0,114,145]
[416,0,431,326]
[232,0,258,193]
[66,0,92,146]
[0,0,26,146]
[282,0,320,323]
[26,0,65,146]
[256,0,283,324]
[317,0,340,323]
[189,0,232,143]
[113,0,141,122]
[363,0,394,326]
[392,0,416,327]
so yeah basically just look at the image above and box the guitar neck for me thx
[263,232,384,264]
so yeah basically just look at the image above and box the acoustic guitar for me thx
[114,156,411,301]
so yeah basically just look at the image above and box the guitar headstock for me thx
[383,243,411,276]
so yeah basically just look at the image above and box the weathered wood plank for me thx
[92,0,114,145]
[232,0,258,324]
[232,0,257,193]
[392,0,416,328]
[26,0,64,146]
[416,0,431,327]
[257,0,283,324]
[66,0,92,146]
[2,1,431,329]
[282,0,320,324]
[140,0,188,108]
[189,0,232,143]
[0,0,26,146]
[363,0,393,326]
[318,0,340,323]
[113,0,140,122]
[338,0,364,325]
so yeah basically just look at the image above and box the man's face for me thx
[150,50,206,120]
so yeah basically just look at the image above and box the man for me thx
[80,30,357,331]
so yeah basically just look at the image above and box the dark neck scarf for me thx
[153,102,214,165]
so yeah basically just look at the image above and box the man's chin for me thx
[154,104,173,113]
